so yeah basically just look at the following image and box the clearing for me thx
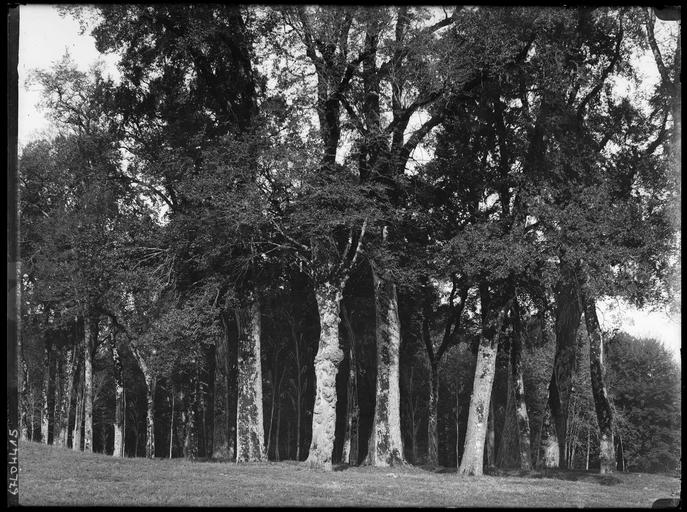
[18,441,680,507]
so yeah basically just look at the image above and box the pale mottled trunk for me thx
[367,274,405,467]
[113,384,124,457]
[459,339,497,476]
[145,373,156,458]
[235,296,266,462]
[585,428,590,470]
[511,312,532,471]
[41,344,50,444]
[52,346,63,444]
[182,388,198,459]
[539,401,559,468]
[83,315,98,453]
[583,296,615,474]
[110,337,124,458]
[19,356,29,442]
[306,283,344,470]
[56,346,76,447]
[427,361,439,467]
[459,298,508,476]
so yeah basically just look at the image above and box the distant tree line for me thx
[18,6,680,476]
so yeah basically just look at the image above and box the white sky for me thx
[17,5,681,362]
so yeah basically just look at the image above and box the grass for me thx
[18,441,680,507]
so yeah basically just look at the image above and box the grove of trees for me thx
[18,5,680,477]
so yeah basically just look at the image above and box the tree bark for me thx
[305,282,344,470]
[72,363,84,451]
[83,314,99,453]
[366,273,405,467]
[110,336,125,458]
[547,263,582,468]
[19,353,29,442]
[583,295,615,474]
[341,304,359,465]
[145,373,156,458]
[235,294,266,463]
[539,398,559,468]
[56,345,76,447]
[511,299,532,471]
[203,343,216,458]
[459,290,509,476]
[485,397,496,472]
[41,341,51,444]
[52,345,63,444]
[427,361,439,467]
[169,389,175,458]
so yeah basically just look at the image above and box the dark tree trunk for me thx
[583,294,615,474]
[235,294,266,462]
[204,343,216,458]
[547,262,582,468]
[341,304,359,465]
[485,400,496,471]
[72,361,84,451]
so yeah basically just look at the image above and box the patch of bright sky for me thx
[17,5,681,361]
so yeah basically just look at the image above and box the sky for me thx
[17,5,681,362]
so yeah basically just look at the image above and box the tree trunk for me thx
[539,399,559,468]
[549,264,582,468]
[427,361,439,467]
[41,342,51,444]
[459,294,509,476]
[293,328,303,462]
[52,345,63,444]
[19,354,29,442]
[72,364,84,451]
[275,398,282,461]
[511,300,532,471]
[305,282,344,470]
[169,390,175,459]
[585,428,590,470]
[145,373,156,458]
[181,388,197,459]
[341,304,359,466]
[56,345,76,447]
[110,337,124,458]
[485,398,496,471]
[583,295,615,474]
[456,381,462,468]
[205,345,217,457]
[83,315,99,453]
[235,294,266,462]
[366,273,405,467]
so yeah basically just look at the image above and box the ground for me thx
[18,441,680,507]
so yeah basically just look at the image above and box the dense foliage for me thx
[19,6,679,476]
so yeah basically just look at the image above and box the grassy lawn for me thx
[18,441,680,507]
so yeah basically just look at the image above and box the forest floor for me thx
[18,441,681,507]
